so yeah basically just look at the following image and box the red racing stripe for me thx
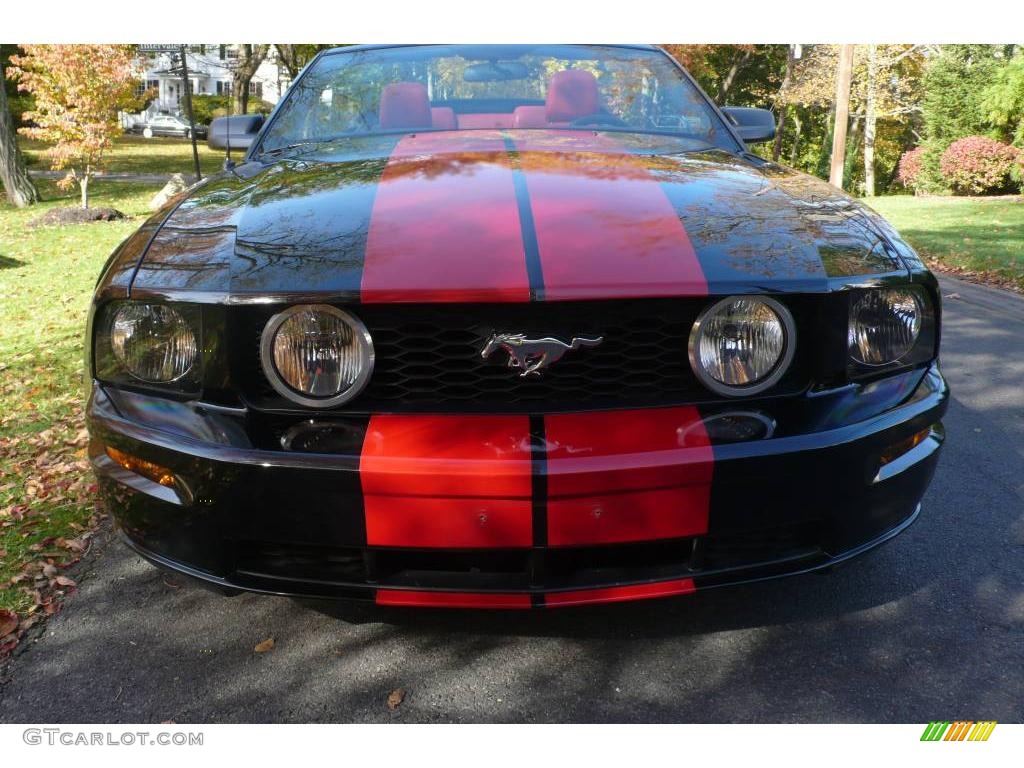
[376,589,532,609]
[545,578,696,608]
[361,131,531,303]
[544,407,714,547]
[513,133,707,300]
[360,415,533,548]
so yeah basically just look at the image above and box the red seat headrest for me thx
[512,105,547,128]
[379,82,432,129]
[546,70,599,123]
[431,107,457,130]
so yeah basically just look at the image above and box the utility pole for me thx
[829,44,855,189]
[178,45,202,183]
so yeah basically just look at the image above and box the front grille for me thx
[231,521,825,593]
[234,298,812,413]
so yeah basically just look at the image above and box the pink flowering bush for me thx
[939,136,1020,195]
[896,147,927,192]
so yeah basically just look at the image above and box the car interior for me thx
[377,69,615,131]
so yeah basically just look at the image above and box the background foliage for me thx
[663,43,1024,196]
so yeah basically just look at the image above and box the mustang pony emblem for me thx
[481,332,604,376]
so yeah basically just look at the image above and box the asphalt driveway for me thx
[1,276,1021,723]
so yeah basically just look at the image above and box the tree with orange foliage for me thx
[8,45,138,209]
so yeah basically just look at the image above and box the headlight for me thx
[849,288,921,366]
[688,296,796,397]
[260,305,374,408]
[110,303,198,383]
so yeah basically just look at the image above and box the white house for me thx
[123,45,291,126]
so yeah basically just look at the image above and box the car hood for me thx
[129,130,916,301]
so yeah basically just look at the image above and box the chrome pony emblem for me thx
[481,332,604,377]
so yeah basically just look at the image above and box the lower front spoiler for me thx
[118,502,921,609]
[93,364,947,609]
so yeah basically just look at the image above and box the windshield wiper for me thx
[258,138,336,161]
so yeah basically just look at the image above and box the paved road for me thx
[1,277,1021,723]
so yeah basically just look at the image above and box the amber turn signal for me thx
[879,428,930,467]
[105,446,177,488]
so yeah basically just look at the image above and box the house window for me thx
[135,78,159,98]
[216,81,231,96]
[249,81,263,99]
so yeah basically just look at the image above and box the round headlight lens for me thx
[110,304,197,383]
[689,296,795,397]
[849,288,921,366]
[261,305,374,407]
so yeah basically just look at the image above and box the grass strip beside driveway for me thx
[868,195,1024,292]
[0,181,162,655]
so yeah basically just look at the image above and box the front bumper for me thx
[88,364,948,609]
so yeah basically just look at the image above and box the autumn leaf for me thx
[387,688,406,711]
[254,637,275,653]
[0,609,18,637]
[53,575,76,588]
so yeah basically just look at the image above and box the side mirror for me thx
[721,107,776,143]
[207,114,265,151]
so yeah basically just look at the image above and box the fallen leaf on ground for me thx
[387,688,406,711]
[53,575,76,588]
[0,609,17,637]
[254,637,275,653]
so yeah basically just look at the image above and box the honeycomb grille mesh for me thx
[239,299,739,412]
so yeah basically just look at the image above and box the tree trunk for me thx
[789,112,803,166]
[231,44,269,115]
[844,115,862,192]
[0,61,39,207]
[717,49,752,104]
[274,44,300,79]
[232,77,249,116]
[863,45,878,197]
[829,44,855,188]
[80,173,89,209]
[772,45,797,162]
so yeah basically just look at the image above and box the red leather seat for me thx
[430,107,457,130]
[512,106,547,128]
[456,113,514,129]
[379,82,432,129]
[545,70,599,125]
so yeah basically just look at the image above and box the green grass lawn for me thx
[20,134,226,178]
[868,195,1024,290]
[0,179,162,639]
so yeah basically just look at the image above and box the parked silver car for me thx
[129,114,207,140]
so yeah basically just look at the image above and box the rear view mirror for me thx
[463,61,530,83]
[721,107,776,143]
[207,114,265,151]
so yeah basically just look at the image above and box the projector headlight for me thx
[109,303,198,383]
[260,304,374,408]
[688,296,796,397]
[848,288,922,366]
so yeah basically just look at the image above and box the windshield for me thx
[257,44,740,154]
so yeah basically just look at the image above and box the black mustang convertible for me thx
[86,44,947,609]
